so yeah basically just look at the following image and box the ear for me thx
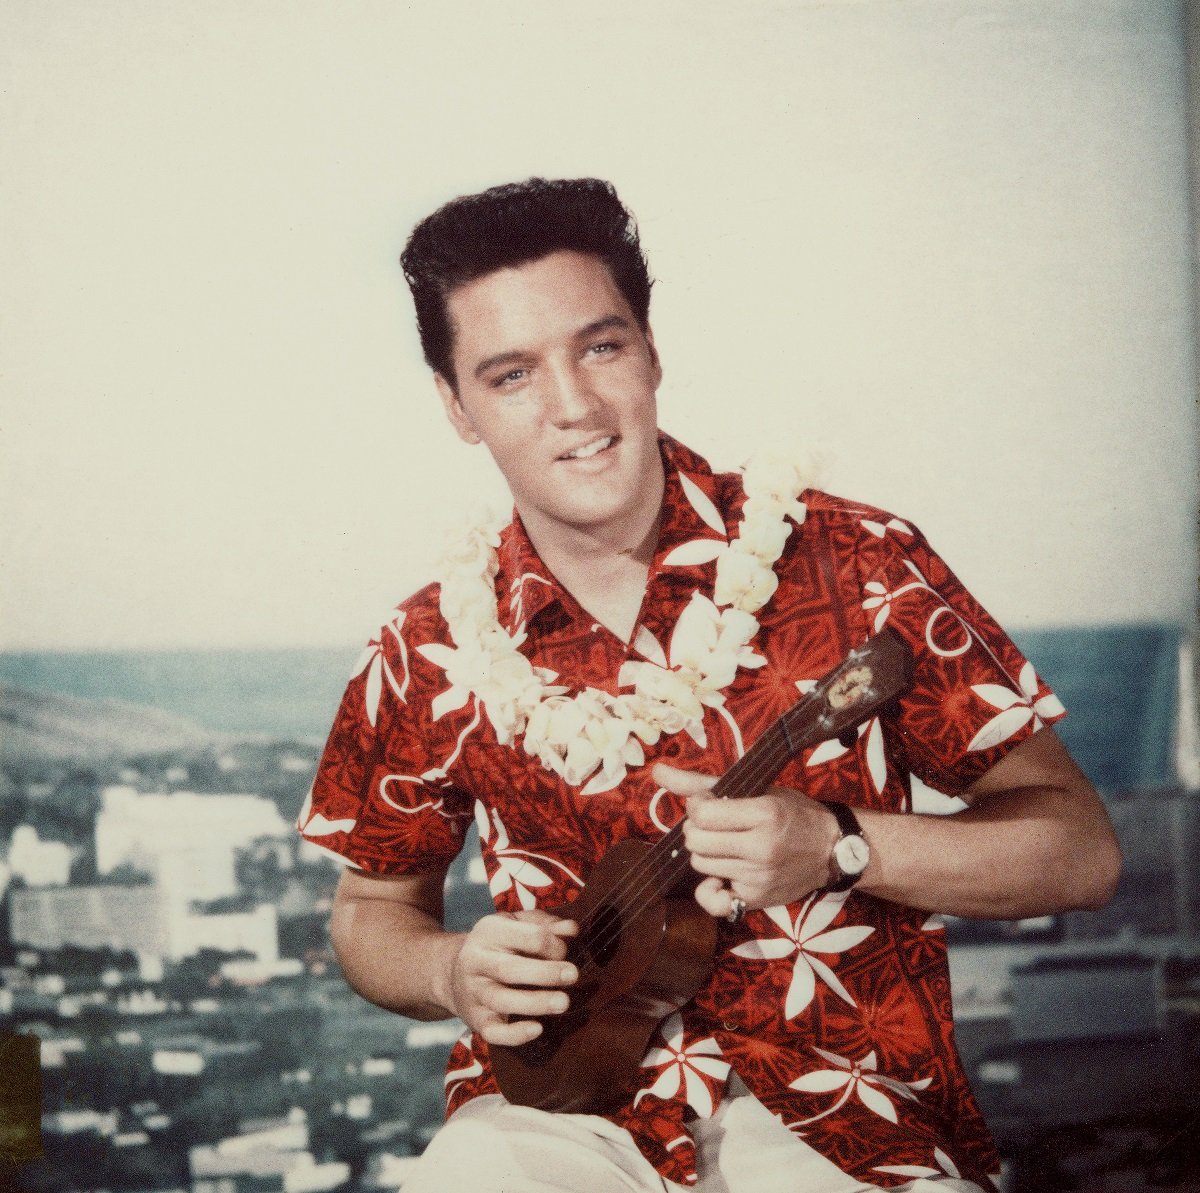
[644,324,663,388]
[435,374,482,445]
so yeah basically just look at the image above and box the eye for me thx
[589,341,621,356]
[492,368,528,388]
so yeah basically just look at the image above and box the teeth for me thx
[564,436,614,460]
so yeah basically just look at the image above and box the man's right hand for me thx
[446,910,579,1046]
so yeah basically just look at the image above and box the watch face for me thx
[835,834,870,876]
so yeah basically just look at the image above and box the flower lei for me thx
[423,455,809,796]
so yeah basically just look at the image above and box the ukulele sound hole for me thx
[579,900,624,969]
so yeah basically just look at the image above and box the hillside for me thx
[0,682,230,766]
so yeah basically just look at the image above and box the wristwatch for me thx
[820,800,870,892]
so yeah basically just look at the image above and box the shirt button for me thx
[722,1021,737,1031]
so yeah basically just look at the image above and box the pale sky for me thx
[2,0,1196,651]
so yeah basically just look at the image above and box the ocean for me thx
[0,623,1182,792]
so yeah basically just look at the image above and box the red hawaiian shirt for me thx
[299,433,1064,1189]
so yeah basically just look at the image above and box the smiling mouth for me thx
[559,435,616,461]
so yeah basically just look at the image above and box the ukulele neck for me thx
[644,630,913,902]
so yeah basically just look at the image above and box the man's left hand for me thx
[653,763,840,919]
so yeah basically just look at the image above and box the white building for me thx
[7,826,72,887]
[169,901,279,964]
[10,885,171,955]
[95,786,291,902]
[188,1108,351,1193]
[9,884,279,963]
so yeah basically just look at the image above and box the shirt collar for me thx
[496,431,729,631]
[498,511,560,631]
[650,432,730,583]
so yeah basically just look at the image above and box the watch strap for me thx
[820,799,867,892]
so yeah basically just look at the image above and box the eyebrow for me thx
[576,314,633,339]
[471,314,635,380]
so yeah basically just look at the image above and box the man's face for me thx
[436,250,664,548]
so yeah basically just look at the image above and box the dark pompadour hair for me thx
[400,177,653,386]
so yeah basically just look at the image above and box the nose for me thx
[544,361,600,426]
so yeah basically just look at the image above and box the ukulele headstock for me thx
[783,628,914,756]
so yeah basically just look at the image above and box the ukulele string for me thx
[565,720,803,984]
[565,721,804,982]
[566,662,844,963]
[576,636,894,959]
[552,643,899,992]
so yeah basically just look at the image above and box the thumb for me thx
[652,763,719,797]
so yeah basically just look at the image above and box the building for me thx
[95,786,292,902]
[9,884,279,963]
[10,885,171,955]
[7,826,73,887]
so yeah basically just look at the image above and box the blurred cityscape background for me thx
[1,623,1197,1192]
[3,2,1198,1191]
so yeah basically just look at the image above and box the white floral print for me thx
[474,804,583,910]
[967,660,1065,752]
[350,611,410,727]
[790,1048,931,1126]
[730,890,874,1017]
[635,1013,730,1118]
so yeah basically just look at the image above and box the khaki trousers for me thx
[399,1085,989,1193]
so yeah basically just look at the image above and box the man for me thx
[298,178,1120,1192]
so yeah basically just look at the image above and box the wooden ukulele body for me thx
[487,837,718,1113]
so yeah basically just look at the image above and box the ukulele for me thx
[488,628,914,1114]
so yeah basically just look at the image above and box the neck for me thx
[516,468,665,641]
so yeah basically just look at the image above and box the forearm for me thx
[669,730,1121,923]
[331,881,465,1021]
[855,782,1121,920]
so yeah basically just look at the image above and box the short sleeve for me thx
[854,519,1066,797]
[296,605,473,873]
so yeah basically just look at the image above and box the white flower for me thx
[714,547,780,613]
[523,694,593,781]
[804,716,887,795]
[860,575,926,633]
[474,803,583,909]
[440,510,503,569]
[731,890,874,1017]
[635,1013,730,1119]
[789,1048,931,1126]
[522,690,654,793]
[967,660,1065,752]
[420,628,553,746]
[669,594,761,696]
[742,490,807,525]
[615,593,769,757]
[737,512,792,562]
[623,663,706,732]
[742,453,807,505]
[439,575,500,636]
[350,611,411,727]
